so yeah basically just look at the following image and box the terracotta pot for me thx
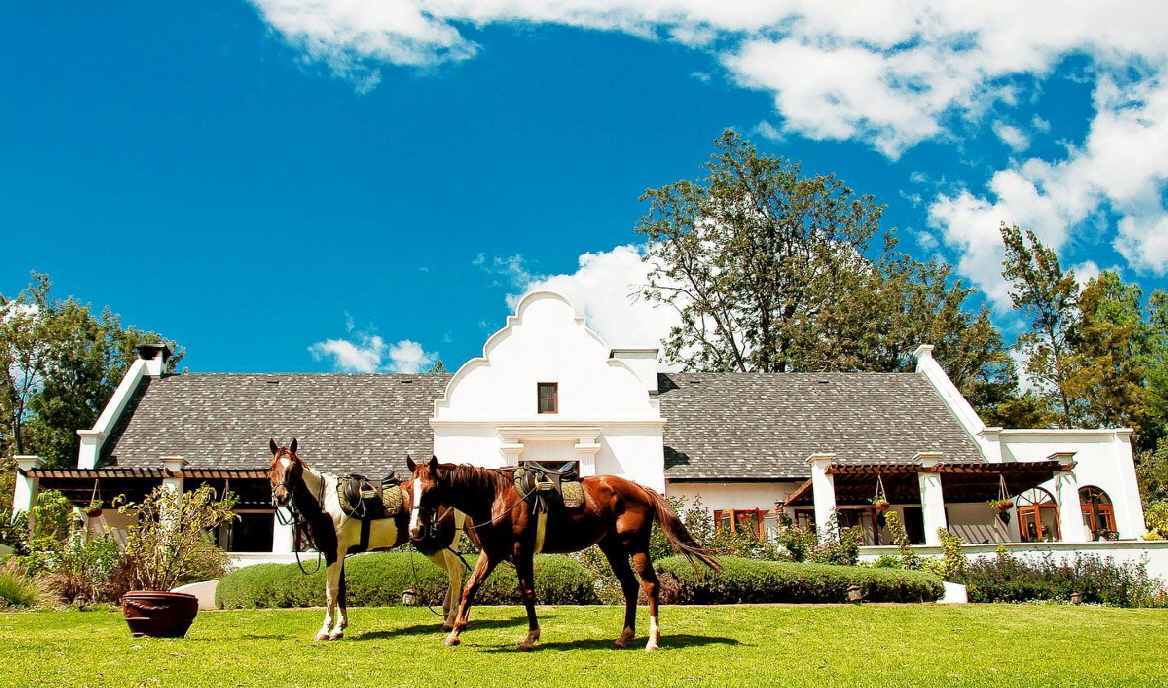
[121,591,199,638]
[872,501,891,512]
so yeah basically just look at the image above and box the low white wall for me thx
[859,540,1168,582]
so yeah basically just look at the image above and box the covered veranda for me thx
[783,452,1085,545]
[11,458,291,553]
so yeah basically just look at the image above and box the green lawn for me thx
[1,605,1163,687]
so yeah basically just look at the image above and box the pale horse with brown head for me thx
[268,439,469,640]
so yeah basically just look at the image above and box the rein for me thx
[273,467,327,576]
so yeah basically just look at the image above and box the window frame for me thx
[537,382,558,414]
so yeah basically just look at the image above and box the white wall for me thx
[860,541,1168,583]
[431,292,666,492]
[997,430,1145,539]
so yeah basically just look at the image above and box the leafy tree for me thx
[1000,224,1082,425]
[636,131,1015,408]
[0,273,183,468]
[1000,226,1161,443]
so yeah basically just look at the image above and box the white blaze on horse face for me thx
[409,477,423,538]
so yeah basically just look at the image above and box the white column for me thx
[272,508,295,553]
[12,456,43,524]
[575,437,601,477]
[915,452,947,546]
[806,453,837,537]
[1051,452,1088,543]
[161,456,186,495]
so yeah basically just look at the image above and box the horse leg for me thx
[316,557,344,641]
[445,552,500,647]
[631,551,661,652]
[424,549,463,632]
[329,560,347,640]
[514,552,540,651]
[442,550,464,632]
[599,537,639,649]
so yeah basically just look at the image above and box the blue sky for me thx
[2,2,1166,374]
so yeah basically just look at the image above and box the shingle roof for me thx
[656,372,984,480]
[101,374,451,476]
[100,370,984,480]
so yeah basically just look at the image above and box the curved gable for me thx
[433,291,659,422]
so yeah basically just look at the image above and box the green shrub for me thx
[0,558,47,609]
[216,552,601,609]
[959,549,1167,607]
[655,555,944,604]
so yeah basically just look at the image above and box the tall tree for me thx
[1000,225,1161,444]
[0,273,183,468]
[636,131,1015,405]
[1000,224,1082,425]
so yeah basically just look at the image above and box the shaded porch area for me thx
[784,453,1085,545]
[12,460,289,553]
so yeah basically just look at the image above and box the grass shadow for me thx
[354,616,537,640]
[481,634,742,653]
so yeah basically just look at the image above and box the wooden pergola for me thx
[784,459,1075,507]
[24,468,274,509]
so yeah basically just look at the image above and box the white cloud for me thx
[928,74,1168,306]
[474,252,535,289]
[752,120,784,143]
[308,334,386,373]
[503,244,681,352]
[309,324,437,373]
[992,121,1029,152]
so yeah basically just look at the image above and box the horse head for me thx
[406,455,447,540]
[268,437,301,508]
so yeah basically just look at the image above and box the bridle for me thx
[271,453,326,575]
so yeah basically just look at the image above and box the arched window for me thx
[1017,487,1060,543]
[1080,486,1117,540]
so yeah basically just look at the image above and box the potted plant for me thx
[83,499,103,518]
[118,484,236,638]
[988,498,1013,512]
[870,495,891,512]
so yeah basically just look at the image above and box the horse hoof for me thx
[518,643,536,652]
[444,636,461,647]
[613,640,627,649]
[645,643,659,652]
[328,631,344,641]
[314,632,329,642]
[441,624,454,633]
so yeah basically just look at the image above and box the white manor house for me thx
[11,291,1164,573]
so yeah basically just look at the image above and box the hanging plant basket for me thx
[988,498,1014,512]
[84,506,103,518]
[870,475,890,512]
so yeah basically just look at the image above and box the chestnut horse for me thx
[407,457,721,651]
[268,440,468,640]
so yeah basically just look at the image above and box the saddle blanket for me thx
[513,475,585,508]
[337,481,404,517]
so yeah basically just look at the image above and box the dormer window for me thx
[538,382,558,414]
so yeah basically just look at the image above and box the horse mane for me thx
[441,463,513,497]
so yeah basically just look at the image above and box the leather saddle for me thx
[515,462,580,514]
[341,471,403,520]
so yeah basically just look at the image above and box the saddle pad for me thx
[337,482,404,517]
[513,477,585,509]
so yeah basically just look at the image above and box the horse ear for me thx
[269,438,278,455]
[290,438,298,454]
[406,455,417,472]
[428,455,439,472]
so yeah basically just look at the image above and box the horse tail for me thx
[641,486,723,573]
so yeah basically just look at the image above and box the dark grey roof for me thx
[101,374,451,476]
[100,370,983,480]
[657,372,983,480]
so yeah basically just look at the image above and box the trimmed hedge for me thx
[656,556,945,604]
[216,552,944,608]
[215,552,601,609]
